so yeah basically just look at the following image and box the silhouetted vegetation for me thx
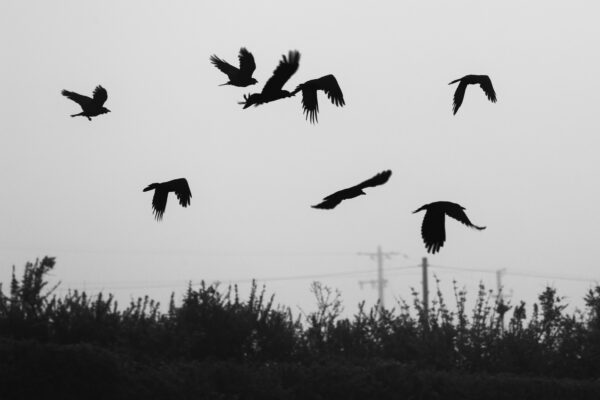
[2,257,600,399]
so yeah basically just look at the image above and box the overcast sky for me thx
[1,1,599,315]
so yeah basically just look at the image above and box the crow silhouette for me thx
[61,85,110,120]
[210,48,257,87]
[239,50,300,108]
[143,178,192,221]
[312,170,392,209]
[448,75,496,114]
[292,74,345,123]
[413,201,486,254]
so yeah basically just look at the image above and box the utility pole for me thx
[421,257,428,324]
[495,268,508,327]
[358,246,398,312]
[496,268,507,301]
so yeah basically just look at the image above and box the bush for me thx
[2,340,600,400]
[2,257,600,380]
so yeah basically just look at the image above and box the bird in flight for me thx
[312,170,392,209]
[292,74,345,123]
[143,178,192,221]
[61,85,110,120]
[239,50,300,108]
[210,48,257,87]
[413,201,486,254]
[448,75,496,115]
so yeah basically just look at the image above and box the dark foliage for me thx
[2,257,600,385]
[3,340,600,400]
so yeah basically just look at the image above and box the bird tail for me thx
[448,78,461,85]
[238,93,259,109]
[143,183,159,192]
[238,94,249,106]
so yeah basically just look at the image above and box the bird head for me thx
[412,205,427,214]
[143,183,159,192]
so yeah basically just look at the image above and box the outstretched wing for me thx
[92,86,108,106]
[172,178,192,207]
[421,209,446,254]
[62,90,92,107]
[445,205,486,230]
[355,170,392,191]
[151,189,168,221]
[295,74,345,123]
[451,80,468,115]
[478,76,497,103]
[311,195,345,210]
[262,50,300,94]
[210,55,239,78]
[238,47,256,76]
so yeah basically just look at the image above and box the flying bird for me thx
[143,178,192,221]
[413,201,486,254]
[210,48,257,87]
[61,85,110,120]
[239,50,300,108]
[292,74,345,123]
[312,170,392,209]
[448,75,496,114]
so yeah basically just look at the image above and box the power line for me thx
[429,264,598,284]
[223,268,382,284]
[429,264,497,274]
[507,271,598,283]
[57,265,419,292]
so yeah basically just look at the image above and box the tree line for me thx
[2,256,600,379]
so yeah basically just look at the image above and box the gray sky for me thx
[1,1,599,315]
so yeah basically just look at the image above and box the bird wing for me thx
[210,55,239,78]
[262,50,300,94]
[478,76,497,103]
[421,209,446,254]
[311,195,345,210]
[299,85,320,123]
[295,75,345,124]
[314,74,345,106]
[151,189,168,221]
[62,90,92,107]
[355,170,392,190]
[172,178,192,207]
[92,86,108,106]
[452,80,468,115]
[238,47,256,76]
[445,206,486,230]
